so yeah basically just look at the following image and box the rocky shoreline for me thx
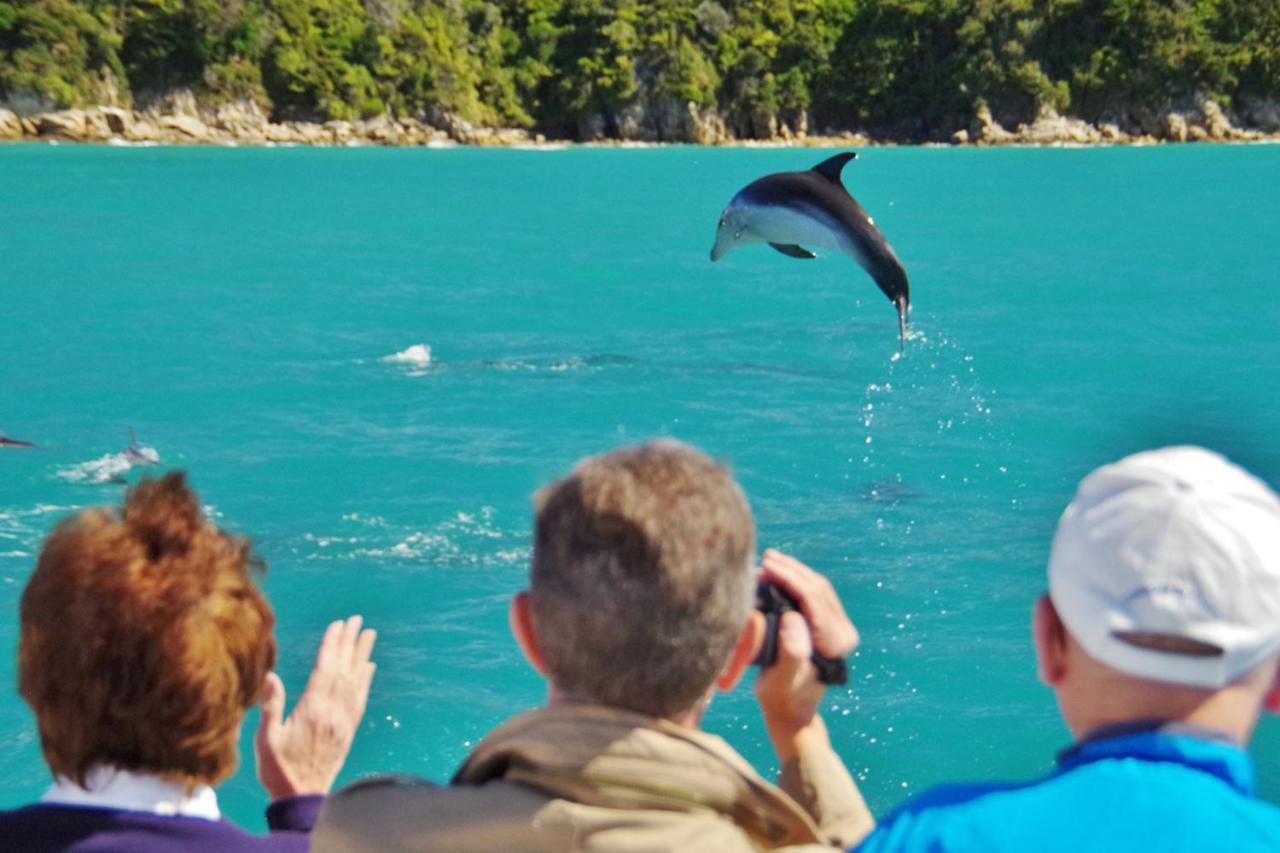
[3,94,1279,148]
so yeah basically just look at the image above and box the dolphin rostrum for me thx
[710,152,910,346]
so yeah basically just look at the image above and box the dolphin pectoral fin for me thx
[811,152,857,185]
[769,242,817,259]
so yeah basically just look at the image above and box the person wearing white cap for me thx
[852,446,1280,852]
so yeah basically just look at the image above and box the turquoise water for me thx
[2,142,1279,830]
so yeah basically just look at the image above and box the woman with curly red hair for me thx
[0,471,376,851]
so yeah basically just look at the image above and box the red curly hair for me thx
[19,471,276,788]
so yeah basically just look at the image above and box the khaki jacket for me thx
[313,704,868,852]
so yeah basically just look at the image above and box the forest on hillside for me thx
[3,0,1279,140]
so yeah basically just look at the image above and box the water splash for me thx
[382,343,433,375]
[293,506,527,568]
[56,447,160,485]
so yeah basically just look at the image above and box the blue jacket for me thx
[854,723,1280,852]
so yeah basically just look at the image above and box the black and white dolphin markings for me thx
[710,152,911,346]
[0,431,37,449]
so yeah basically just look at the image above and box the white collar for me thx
[41,766,221,821]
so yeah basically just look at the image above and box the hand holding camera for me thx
[755,581,849,685]
[752,550,859,753]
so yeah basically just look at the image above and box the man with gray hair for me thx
[315,439,869,851]
[853,446,1280,851]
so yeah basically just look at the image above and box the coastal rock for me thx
[750,108,778,140]
[262,122,297,143]
[1200,100,1234,140]
[614,102,647,140]
[0,108,22,140]
[158,114,214,141]
[1098,123,1126,142]
[781,108,808,139]
[693,108,730,145]
[358,114,407,145]
[34,110,88,140]
[290,122,330,145]
[427,109,491,144]
[79,109,118,141]
[970,104,1015,145]
[325,119,354,144]
[214,100,268,138]
[578,113,607,142]
[1239,97,1280,132]
[96,106,131,135]
[1017,108,1102,145]
[160,89,201,119]
[125,118,161,143]
[397,117,439,146]
[1162,112,1189,142]
[829,131,872,146]
[618,97,712,143]
[951,129,969,145]
[489,127,530,145]
[652,98,685,141]
[90,71,126,110]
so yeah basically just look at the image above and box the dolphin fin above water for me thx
[0,433,37,449]
[711,151,911,349]
[769,242,817,259]
[121,428,160,466]
[810,151,858,183]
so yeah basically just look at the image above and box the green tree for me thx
[264,0,382,119]
[0,0,123,107]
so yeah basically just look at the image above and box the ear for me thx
[1263,662,1280,715]
[509,591,549,677]
[1033,595,1069,687]
[715,611,765,693]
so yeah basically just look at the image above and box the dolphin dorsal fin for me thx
[811,152,857,185]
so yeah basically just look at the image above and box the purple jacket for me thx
[0,794,322,852]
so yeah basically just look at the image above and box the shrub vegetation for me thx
[2,0,1278,137]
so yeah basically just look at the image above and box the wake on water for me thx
[375,343,643,377]
[56,447,160,485]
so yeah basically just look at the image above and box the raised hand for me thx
[754,550,858,755]
[255,615,377,799]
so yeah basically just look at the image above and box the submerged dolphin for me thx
[0,432,37,449]
[710,152,911,346]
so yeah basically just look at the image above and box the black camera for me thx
[754,581,848,686]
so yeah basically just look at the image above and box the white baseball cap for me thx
[1048,446,1280,689]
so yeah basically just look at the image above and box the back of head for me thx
[530,440,755,718]
[19,471,276,788]
[1048,446,1280,690]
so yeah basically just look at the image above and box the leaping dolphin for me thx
[710,152,911,347]
[0,432,37,449]
[122,428,159,466]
